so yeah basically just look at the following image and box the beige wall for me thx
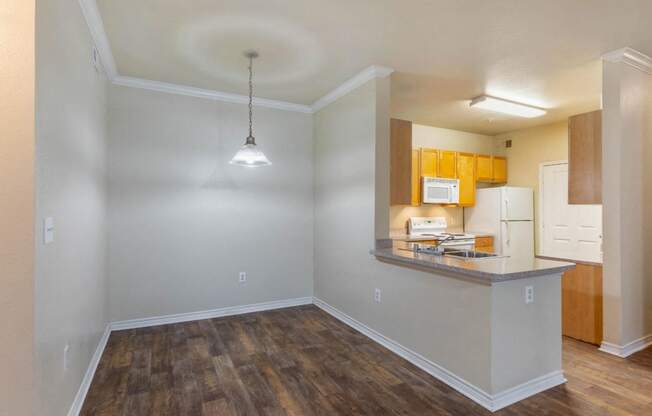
[413,124,500,154]
[107,85,314,321]
[495,122,569,254]
[602,59,652,347]
[0,1,35,415]
[390,205,463,234]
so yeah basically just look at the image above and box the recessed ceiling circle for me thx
[177,15,323,86]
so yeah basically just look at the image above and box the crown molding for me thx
[311,65,395,112]
[77,0,393,114]
[602,47,652,75]
[113,76,314,113]
[78,0,117,80]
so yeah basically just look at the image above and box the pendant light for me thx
[229,50,272,167]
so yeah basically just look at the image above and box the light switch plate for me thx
[44,217,54,244]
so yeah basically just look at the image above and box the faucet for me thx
[413,234,455,255]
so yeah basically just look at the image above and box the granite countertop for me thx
[372,240,575,284]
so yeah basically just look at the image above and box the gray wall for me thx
[34,0,109,414]
[313,78,495,392]
[107,85,314,321]
[602,58,652,347]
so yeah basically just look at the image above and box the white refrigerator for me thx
[464,187,534,258]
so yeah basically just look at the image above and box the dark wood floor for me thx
[81,305,652,415]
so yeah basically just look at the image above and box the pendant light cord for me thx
[248,54,254,139]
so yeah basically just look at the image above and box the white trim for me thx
[110,297,313,331]
[537,160,569,256]
[599,334,652,358]
[113,76,313,113]
[77,0,117,80]
[312,297,565,412]
[310,65,394,112]
[67,324,111,416]
[602,47,652,75]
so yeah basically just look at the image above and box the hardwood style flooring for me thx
[81,305,652,415]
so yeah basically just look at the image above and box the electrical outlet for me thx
[374,288,382,303]
[525,286,534,304]
[239,272,247,284]
[63,344,70,371]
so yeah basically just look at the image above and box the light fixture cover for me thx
[229,139,272,167]
[470,95,546,118]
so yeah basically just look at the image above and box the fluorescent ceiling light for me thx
[469,95,546,118]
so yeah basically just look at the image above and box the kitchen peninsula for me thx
[372,239,574,411]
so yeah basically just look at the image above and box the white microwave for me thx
[422,177,460,204]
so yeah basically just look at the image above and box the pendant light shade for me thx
[230,50,271,167]
[229,137,272,167]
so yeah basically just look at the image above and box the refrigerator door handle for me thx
[504,199,509,220]
[504,221,510,245]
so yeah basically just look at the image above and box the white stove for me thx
[408,217,476,249]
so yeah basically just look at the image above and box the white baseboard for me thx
[600,334,652,358]
[313,297,565,412]
[110,297,313,331]
[67,324,111,416]
[67,296,312,415]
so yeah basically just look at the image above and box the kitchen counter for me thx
[373,240,574,284]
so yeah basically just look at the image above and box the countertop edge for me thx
[536,255,602,267]
[371,248,575,284]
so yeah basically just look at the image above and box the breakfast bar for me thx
[372,239,575,411]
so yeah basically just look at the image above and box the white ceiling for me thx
[96,0,652,134]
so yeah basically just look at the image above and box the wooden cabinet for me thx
[411,149,421,206]
[456,152,476,206]
[569,110,602,204]
[493,156,507,183]
[476,154,508,183]
[390,119,416,206]
[561,262,603,345]
[474,236,494,253]
[476,154,493,181]
[420,148,438,177]
[438,150,457,178]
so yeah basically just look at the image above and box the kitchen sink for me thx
[444,250,498,259]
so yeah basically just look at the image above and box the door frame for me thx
[538,160,568,256]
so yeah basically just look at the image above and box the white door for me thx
[501,187,534,221]
[540,162,602,263]
[501,221,534,258]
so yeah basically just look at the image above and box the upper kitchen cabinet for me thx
[476,154,493,181]
[457,152,476,206]
[438,150,457,178]
[476,154,507,183]
[420,148,438,177]
[568,110,602,204]
[493,156,507,183]
[390,119,419,206]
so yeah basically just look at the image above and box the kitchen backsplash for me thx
[389,205,464,236]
